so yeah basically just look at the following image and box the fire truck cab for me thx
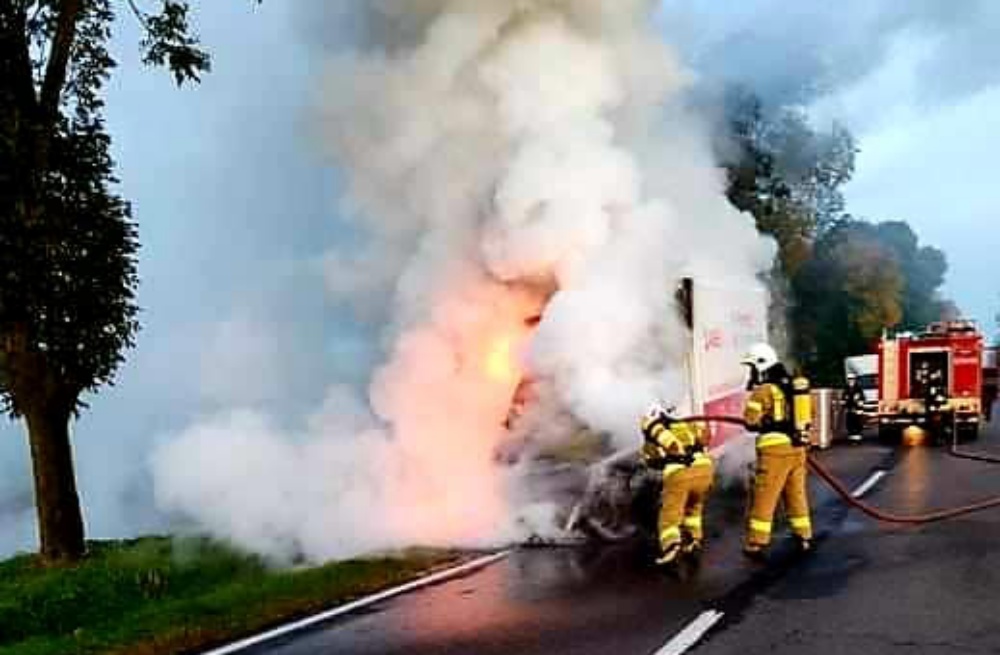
[877,320,984,442]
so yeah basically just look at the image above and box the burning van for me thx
[500,277,768,541]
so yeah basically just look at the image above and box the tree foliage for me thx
[1,0,215,562]
[790,220,903,383]
[789,219,952,385]
[2,3,136,419]
[871,220,948,330]
[721,88,856,277]
[721,89,953,385]
[128,0,210,85]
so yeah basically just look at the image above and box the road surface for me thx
[247,421,1000,655]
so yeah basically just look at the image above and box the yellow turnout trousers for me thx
[659,457,714,552]
[746,439,811,548]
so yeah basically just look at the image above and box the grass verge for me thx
[0,537,468,655]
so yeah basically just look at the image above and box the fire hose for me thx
[679,415,1000,525]
[945,415,1000,464]
[949,442,1000,465]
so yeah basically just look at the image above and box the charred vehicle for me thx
[501,277,767,542]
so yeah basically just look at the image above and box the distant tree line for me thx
[719,88,954,385]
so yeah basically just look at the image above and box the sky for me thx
[657,0,1000,326]
[0,2,354,554]
[0,1,997,556]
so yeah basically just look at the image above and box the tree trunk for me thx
[25,402,85,563]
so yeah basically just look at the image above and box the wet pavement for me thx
[698,420,1000,655]
[250,439,896,655]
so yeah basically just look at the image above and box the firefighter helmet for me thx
[741,342,779,373]
[645,401,679,421]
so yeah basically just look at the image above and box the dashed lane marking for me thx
[851,470,887,499]
[650,466,888,655]
[652,609,725,655]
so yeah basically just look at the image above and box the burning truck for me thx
[498,277,768,542]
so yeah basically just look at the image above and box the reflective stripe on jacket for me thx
[745,383,796,449]
[640,418,710,474]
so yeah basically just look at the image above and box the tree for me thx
[1,1,213,563]
[720,88,857,279]
[872,221,949,329]
[790,220,905,383]
[720,88,859,369]
[718,90,957,381]
[788,218,952,385]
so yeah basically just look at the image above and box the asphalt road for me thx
[698,419,1000,655]
[247,436,910,655]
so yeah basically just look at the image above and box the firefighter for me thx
[740,343,813,558]
[926,369,947,412]
[640,402,714,566]
[921,365,949,442]
[914,361,931,388]
[843,374,867,443]
[913,361,947,411]
[984,382,998,423]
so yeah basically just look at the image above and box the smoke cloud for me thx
[3,0,988,560]
[151,0,774,562]
[661,0,1000,106]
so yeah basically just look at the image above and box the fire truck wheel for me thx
[878,425,902,444]
[956,424,979,443]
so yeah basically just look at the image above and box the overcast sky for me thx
[0,1,996,555]
[659,0,999,325]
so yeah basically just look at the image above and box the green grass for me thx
[0,537,467,655]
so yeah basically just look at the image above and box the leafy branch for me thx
[127,0,210,85]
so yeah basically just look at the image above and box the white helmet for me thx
[741,342,779,373]
[645,401,678,421]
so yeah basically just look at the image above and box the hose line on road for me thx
[945,415,1000,465]
[948,439,1000,465]
[680,415,1000,525]
[805,454,1000,524]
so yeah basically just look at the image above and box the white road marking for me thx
[851,470,887,499]
[200,550,511,655]
[652,609,725,655]
[647,461,886,655]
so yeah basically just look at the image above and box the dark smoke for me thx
[659,0,1000,109]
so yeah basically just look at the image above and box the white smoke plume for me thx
[152,0,774,563]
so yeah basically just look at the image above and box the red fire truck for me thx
[877,320,984,442]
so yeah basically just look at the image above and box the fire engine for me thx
[877,320,984,442]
